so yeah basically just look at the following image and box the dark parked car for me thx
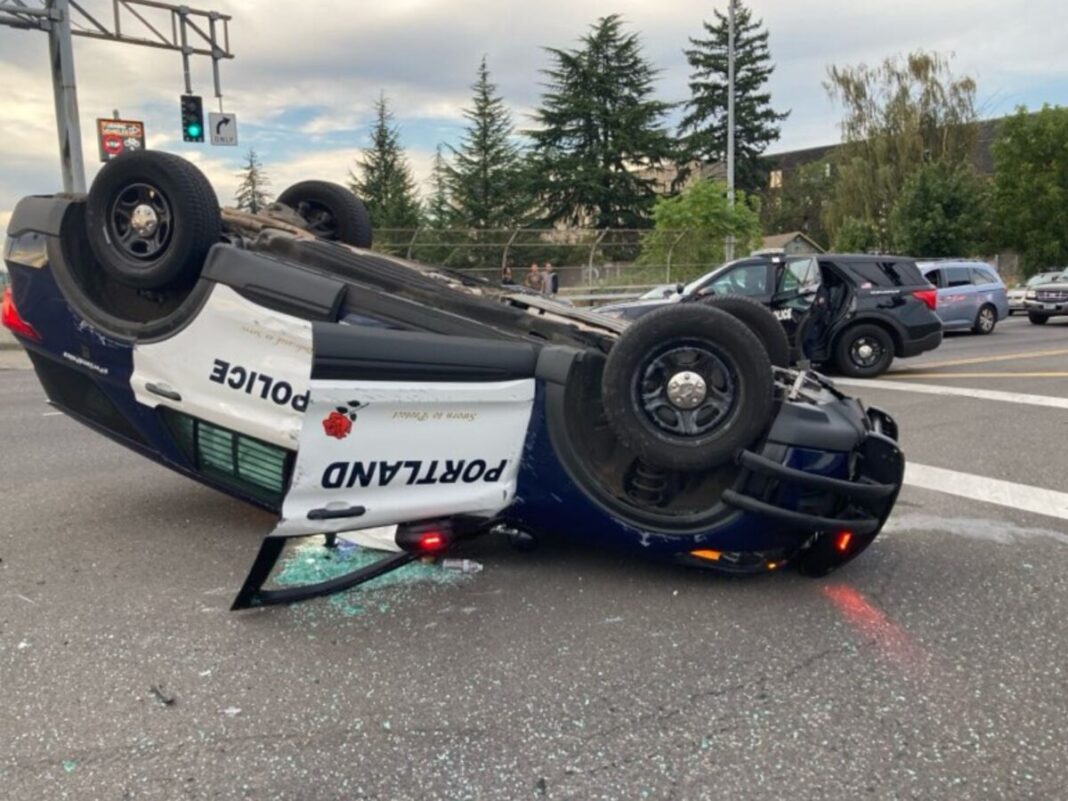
[1023,268,1068,325]
[597,254,942,377]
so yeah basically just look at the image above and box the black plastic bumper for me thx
[722,405,904,538]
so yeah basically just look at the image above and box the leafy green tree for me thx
[760,158,833,248]
[833,217,880,252]
[824,51,978,250]
[891,161,988,256]
[529,14,676,229]
[349,94,422,231]
[990,105,1068,275]
[445,57,527,228]
[639,179,762,281]
[233,148,272,214]
[680,2,789,193]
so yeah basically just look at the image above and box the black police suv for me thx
[596,254,942,378]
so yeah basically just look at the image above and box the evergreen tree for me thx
[446,57,527,228]
[424,145,453,228]
[528,15,676,229]
[233,148,272,214]
[349,94,422,231]
[680,2,789,193]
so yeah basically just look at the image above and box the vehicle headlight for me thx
[1026,290,1037,299]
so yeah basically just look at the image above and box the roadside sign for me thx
[96,118,145,162]
[209,112,238,146]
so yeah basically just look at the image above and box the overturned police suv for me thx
[2,151,905,608]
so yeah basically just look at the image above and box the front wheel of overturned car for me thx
[1028,311,1049,326]
[85,150,221,290]
[833,324,894,378]
[602,305,775,472]
[277,180,373,248]
[699,294,791,368]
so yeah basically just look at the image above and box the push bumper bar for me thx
[723,404,904,538]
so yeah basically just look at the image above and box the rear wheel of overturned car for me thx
[833,324,894,378]
[700,294,791,368]
[972,304,997,335]
[85,150,221,290]
[1028,311,1050,326]
[277,180,373,248]
[602,305,775,472]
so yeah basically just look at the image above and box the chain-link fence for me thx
[373,228,733,304]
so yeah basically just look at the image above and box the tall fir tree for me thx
[349,94,423,230]
[233,148,272,214]
[529,15,676,229]
[680,3,789,193]
[424,145,452,228]
[445,57,527,228]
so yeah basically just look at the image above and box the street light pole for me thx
[725,0,737,260]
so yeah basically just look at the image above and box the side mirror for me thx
[675,282,685,295]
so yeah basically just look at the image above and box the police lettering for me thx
[209,359,308,411]
[322,459,508,489]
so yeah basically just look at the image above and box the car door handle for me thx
[307,505,367,521]
[145,382,182,402]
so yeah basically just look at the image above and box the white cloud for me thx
[2,0,1067,228]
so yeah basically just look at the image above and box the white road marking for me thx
[41,411,63,417]
[835,378,1068,410]
[905,463,1068,523]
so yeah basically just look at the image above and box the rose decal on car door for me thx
[321,400,368,440]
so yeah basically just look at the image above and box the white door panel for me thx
[276,378,535,536]
[131,285,313,449]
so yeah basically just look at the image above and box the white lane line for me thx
[835,378,1068,410]
[905,463,1068,523]
[41,411,63,417]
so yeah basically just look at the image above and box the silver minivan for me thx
[917,260,1009,335]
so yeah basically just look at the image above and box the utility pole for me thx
[725,0,737,261]
[0,0,233,193]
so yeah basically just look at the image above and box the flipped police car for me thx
[1023,268,1068,325]
[2,151,905,609]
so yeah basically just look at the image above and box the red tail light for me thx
[835,531,854,554]
[912,288,937,311]
[1,287,40,342]
[417,531,446,553]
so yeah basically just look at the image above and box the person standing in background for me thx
[501,265,515,285]
[524,263,543,291]
[542,262,559,296]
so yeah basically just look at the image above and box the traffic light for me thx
[180,94,204,142]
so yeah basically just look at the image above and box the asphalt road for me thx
[2,314,1068,800]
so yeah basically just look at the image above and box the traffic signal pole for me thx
[0,0,233,193]
[48,0,86,192]
[725,0,737,261]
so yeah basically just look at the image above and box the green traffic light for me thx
[187,124,202,137]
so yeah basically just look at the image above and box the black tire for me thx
[833,324,894,378]
[1028,311,1050,325]
[972,304,997,335]
[85,150,220,290]
[700,294,791,368]
[602,305,775,472]
[277,181,372,248]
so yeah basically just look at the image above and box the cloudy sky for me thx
[1,0,1065,232]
